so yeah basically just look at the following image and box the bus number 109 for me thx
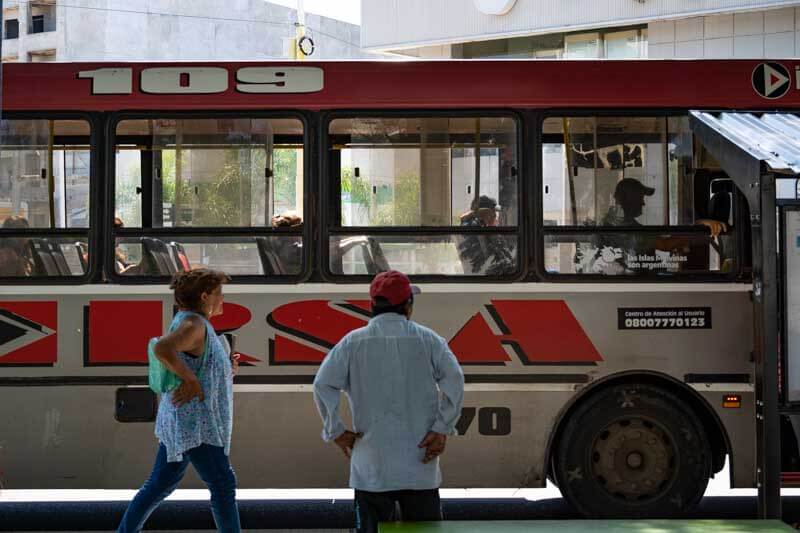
[78,66,324,95]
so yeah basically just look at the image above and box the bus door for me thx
[778,198,800,481]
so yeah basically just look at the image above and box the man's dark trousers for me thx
[354,489,442,533]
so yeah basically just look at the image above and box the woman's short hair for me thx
[170,268,230,314]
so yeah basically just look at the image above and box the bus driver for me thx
[588,179,728,274]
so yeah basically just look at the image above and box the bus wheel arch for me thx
[545,372,730,516]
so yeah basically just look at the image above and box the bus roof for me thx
[3,59,800,112]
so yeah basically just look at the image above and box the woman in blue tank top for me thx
[118,268,240,533]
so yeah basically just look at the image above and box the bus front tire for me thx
[554,384,711,518]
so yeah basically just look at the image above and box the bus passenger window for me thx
[541,115,735,277]
[0,119,91,280]
[328,116,519,277]
[113,117,305,279]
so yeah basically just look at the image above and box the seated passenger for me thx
[271,211,303,273]
[458,196,515,276]
[0,216,33,276]
[113,217,138,274]
[600,178,653,227]
[271,211,302,228]
[0,244,30,276]
[586,179,728,274]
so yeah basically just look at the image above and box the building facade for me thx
[1,0,366,62]
[361,0,800,59]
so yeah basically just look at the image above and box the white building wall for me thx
[2,0,367,62]
[649,7,799,58]
[362,0,800,52]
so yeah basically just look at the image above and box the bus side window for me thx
[0,118,91,280]
[112,117,305,280]
[328,115,520,278]
[542,115,736,277]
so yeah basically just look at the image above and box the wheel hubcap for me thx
[626,452,643,469]
[591,417,677,501]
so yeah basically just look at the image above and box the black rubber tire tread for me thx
[554,383,711,518]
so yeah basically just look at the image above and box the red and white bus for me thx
[0,60,798,518]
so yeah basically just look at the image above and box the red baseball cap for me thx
[369,270,421,306]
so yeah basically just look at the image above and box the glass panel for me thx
[115,145,142,228]
[604,30,643,59]
[114,118,304,228]
[331,117,518,228]
[458,34,565,59]
[0,235,87,277]
[0,119,91,229]
[564,32,601,58]
[329,234,518,276]
[542,117,680,227]
[544,231,731,275]
[5,19,19,39]
[115,235,302,277]
[668,116,695,226]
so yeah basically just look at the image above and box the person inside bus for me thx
[0,216,33,277]
[590,178,728,274]
[117,268,241,533]
[457,195,515,276]
[313,270,464,533]
[113,217,140,274]
[271,211,303,273]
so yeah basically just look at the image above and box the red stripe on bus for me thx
[268,300,368,349]
[343,300,372,314]
[492,300,603,364]
[87,300,162,365]
[271,334,327,364]
[5,61,800,111]
[210,302,252,333]
[448,312,511,363]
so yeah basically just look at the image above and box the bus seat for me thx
[75,242,88,272]
[169,242,191,272]
[28,239,61,276]
[46,241,73,275]
[255,237,286,276]
[709,191,732,229]
[360,244,377,274]
[367,237,390,272]
[332,236,374,275]
[141,237,177,276]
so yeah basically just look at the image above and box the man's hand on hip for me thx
[334,430,363,459]
[418,431,447,464]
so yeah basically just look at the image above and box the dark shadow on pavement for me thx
[2,497,800,531]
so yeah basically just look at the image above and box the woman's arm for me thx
[154,316,206,406]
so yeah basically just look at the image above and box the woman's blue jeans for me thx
[117,443,241,533]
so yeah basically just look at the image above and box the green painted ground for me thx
[379,520,795,532]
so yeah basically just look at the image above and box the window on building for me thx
[4,19,19,40]
[454,25,647,59]
[0,119,92,278]
[541,116,736,276]
[31,14,44,33]
[28,3,56,34]
[605,29,647,59]
[328,115,519,277]
[564,33,602,59]
[113,117,305,278]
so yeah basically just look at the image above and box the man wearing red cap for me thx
[313,270,464,533]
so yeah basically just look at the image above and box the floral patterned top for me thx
[155,310,233,462]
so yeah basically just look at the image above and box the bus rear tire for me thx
[554,384,711,518]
